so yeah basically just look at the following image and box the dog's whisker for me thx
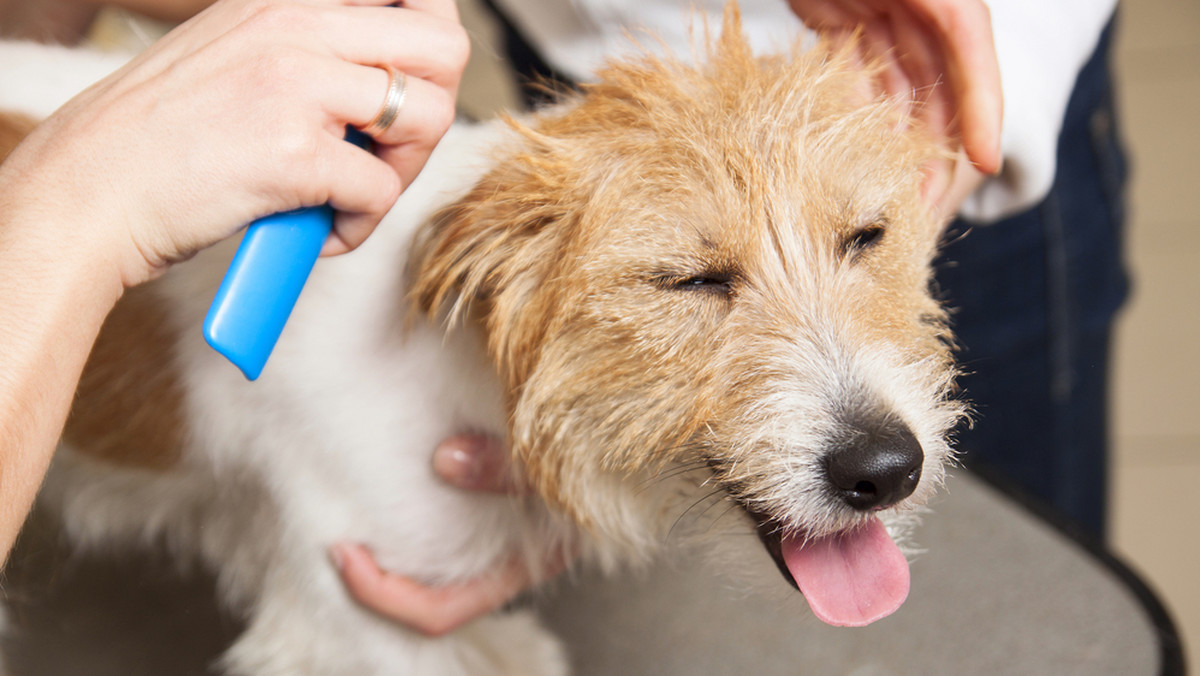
[667,487,730,541]
[637,459,709,484]
[691,493,743,532]
[632,456,713,493]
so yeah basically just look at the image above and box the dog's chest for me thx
[158,124,540,581]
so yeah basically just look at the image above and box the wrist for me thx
[0,122,153,291]
[0,206,126,312]
[0,172,125,564]
[0,179,128,310]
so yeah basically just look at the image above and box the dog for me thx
[0,6,964,674]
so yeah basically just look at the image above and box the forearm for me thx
[0,205,123,563]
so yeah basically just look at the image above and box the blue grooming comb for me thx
[203,128,372,380]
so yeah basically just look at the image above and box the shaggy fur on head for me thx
[412,6,962,550]
[2,5,965,674]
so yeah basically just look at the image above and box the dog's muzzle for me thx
[823,418,923,512]
[738,416,924,628]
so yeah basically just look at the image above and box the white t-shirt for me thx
[489,0,1119,221]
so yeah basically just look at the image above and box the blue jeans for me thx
[935,20,1129,539]
[485,8,1130,540]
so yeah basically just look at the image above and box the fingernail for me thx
[433,437,482,486]
[329,543,350,572]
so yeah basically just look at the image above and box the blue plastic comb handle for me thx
[203,128,371,380]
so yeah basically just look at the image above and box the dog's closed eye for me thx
[842,222,887,260]
[652,271,736,297]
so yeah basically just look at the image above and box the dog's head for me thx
[412,7,964,626]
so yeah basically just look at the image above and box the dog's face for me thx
[414,14,964,626]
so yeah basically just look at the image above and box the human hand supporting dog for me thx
[0,0,467,564]
[785,0,1000,215]
[332,435,569,637]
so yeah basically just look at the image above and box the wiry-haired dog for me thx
[1,5,963,675]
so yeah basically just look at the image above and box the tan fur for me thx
[412,6,958,529]
[4,9,967,668]
[0,110,185,471]
[63,283,185,470]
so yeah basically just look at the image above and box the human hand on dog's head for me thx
[0,0,468,289]
[331,435,568,637]
[786,0,1001,214]
[931,148,988,220]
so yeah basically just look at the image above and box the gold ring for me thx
[360,65,407,138]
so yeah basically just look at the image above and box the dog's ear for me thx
[409,130,579,387]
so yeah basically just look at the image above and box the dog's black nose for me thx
[825,420,923,511]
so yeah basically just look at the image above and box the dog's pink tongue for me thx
[782,516,909,627]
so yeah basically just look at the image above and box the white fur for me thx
[38,119,580,674]
[0,42,133,118]
[3,41,573,675]
[4,40,960,675]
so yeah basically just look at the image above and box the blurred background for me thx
[83,0,1200,666]
[1107,0,1200,666]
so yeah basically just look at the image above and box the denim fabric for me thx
[936,20,1129,539]
[484,9,1130,539]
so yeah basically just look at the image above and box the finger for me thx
[888,3,941,94]
[337,66,457,151]
[786,0,860,30]
[313,5,470,91]
[317,75,454,255]
[921,155,955,209]
[333,542,532,637]
[929,148,987,217]
[372,128,450,196]
[167,4,467,91]
[319,132,402,209]
[325,211,381,256]
[888,4,953,140]
[393,0,460,23]
[860,19,909,100]
[432,435,523,494]
[836,0,878,20]
[903,0,1002,173]
[315,136,402,254]
[331,0,402,6]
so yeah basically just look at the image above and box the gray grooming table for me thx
[1,472,1184,675]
